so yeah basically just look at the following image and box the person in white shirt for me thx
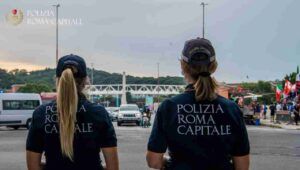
[276,103,282,111]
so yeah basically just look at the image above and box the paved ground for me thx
[0,124,300,170]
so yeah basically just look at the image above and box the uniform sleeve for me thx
[99,109,117,148]
[147,100,168,153]
[232,105,250,156]
[26,106,44,153]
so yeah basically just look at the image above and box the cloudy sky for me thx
[0,0,299,83]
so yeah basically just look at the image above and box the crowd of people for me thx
[251,94,300,126]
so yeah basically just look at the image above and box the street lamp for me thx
[200,2,208,38]
[157,62,160,104]
[52,4,60,66]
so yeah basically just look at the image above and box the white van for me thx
[0,93,42,130]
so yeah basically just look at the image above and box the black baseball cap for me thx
[56,54,87,78]
[181,38,216,65]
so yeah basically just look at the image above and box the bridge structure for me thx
[87,84,185,95]
[86,72,185,104]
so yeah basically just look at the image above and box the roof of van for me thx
[0,93,41,100]
[120,104,138,107]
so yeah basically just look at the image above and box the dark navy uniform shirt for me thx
[148,85,250,170]
[26,98,117,170]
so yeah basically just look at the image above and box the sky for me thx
[0,0,299,83]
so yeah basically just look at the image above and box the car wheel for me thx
[11,126,20,130]
[26,119,32,130]
[117,121,122,126]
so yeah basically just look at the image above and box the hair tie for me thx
[198,72,211,77]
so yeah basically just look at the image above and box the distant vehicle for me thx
[242,106,255,125]
[141,113,150,128]
[0,93,42,130]
[117,104,141,126]
[106,107,119,121]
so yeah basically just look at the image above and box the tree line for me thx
[0,68,185,93]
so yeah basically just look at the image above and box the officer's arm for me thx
[102,147,119,170]
[146,151,165,169]
[26,151,43,170]
[233,154,250,170]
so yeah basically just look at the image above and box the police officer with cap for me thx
[26,54,119,170]
[146,38,250,170]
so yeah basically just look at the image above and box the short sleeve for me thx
[26,106,45,153]
[99,109,117,148]
[232,105,250,156]
[147,100,168,153]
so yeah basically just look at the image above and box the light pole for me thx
[157,62,160,104]
[200,2,208,38]
[53,4,60,66]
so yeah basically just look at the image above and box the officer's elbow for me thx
[147,159,163,169]
[146,151,164,169]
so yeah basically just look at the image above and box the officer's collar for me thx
[185,84,195,91]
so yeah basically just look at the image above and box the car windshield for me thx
[120,106,139,111]
[106,108,118,112]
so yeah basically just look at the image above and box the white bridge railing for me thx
[87,84,185,96]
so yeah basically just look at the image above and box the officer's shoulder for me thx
[216,95,238,108]
[157,93,191,111]
[85,101,108,116]
[216,96,244,121]
[168,92,193,104]
[32,101,54,119]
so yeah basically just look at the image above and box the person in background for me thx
[276,103,282,111]
[294,102,299,126]
[256,103,261,118]
[282,103,288,111]
[146,38,250,170]
[263,103,268,119]
[252,101,257,115]
[269,103,276,122]
[287,102,294,125]
[26,54,119,170]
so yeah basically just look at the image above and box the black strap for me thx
[198,72,211,77]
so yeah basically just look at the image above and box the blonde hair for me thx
[181,60,218,101]
[56,68,85,160]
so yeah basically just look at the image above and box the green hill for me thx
[0,68,185,90]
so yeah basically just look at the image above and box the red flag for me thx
[276,85,283,102]
[283,80,292,96]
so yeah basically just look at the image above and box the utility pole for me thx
[53,4,60,66]
[200,2,208,38]
[157,62,160,104]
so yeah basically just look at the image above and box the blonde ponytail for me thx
[181,60,218,101]
[57,68,78,161]
[194,74,218,101]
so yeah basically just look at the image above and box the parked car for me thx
[106,107,119,121]
[117,104,141,126]
[0,93,42,130]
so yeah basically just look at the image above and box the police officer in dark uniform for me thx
[146,38,250,170]
[26,54,119,170]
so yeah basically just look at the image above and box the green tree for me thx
[240,81,274,104]
[18,83,52,93]
[0,68,14,89]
